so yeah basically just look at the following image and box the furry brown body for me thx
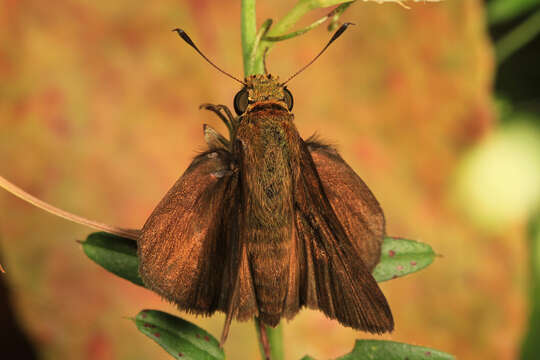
[137,74,393,339]
[237,109,295,325]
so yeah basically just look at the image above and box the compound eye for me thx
[234,87,249,115]
[283,87,293,111]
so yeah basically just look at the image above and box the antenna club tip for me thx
[172,28,185,34]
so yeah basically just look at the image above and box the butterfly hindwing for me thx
[294,138,394,333]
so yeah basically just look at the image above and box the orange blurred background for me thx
[0,1,533,359]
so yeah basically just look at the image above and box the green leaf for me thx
[331,339,455,360]
[81,232,144,287]
[81,233,436,286]
[134,310,224,360]
[83,234,441,359]
[373,237,436,282]
[487,0,540,25]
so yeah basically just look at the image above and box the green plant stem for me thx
[521,212,540,359]
[487,0,540,25]
[255,320,284,360]
[241,3,285,356]
[254,0,317,67]
[264,16,328,42]
[239,1,357,357]
[241,0,259,75]
[243,0,356,74]
[249,19,273,73]
[253,0,354,73]
[496,8,540,65]
[264,2,352,42]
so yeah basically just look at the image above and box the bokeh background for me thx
[1,0,539,359]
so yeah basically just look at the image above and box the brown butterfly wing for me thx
[294,139,393,333]
[138,149,235,315]
[306,139,385,271]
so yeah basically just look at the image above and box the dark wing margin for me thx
[306,137,385,271]
[138,149,235,315]
[295,139,393,333]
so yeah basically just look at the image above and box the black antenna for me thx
[282,22,354,86]
[173,28,246,86]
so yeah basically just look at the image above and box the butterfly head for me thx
[173,24,354,117]
[233,74,293,116]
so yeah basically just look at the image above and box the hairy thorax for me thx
[235,109,295,241]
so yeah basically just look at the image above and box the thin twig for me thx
[264,3,351,42]
[0,175,140,240]
[360,0,442,10]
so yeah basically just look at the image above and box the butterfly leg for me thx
[256,318,271,360]
[199,103,237,134]
[262,47,269,75]
[220,311,233,347]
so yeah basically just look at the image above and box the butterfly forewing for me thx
[138,149,235,314]
[306,139,385,271]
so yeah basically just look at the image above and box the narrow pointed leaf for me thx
[373,237,436,282]
[134,310,224,360]
[487,0,540,25]
[81,232,144,286]
[313,339,455,360]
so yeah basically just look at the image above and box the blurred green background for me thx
[0,0,539,359]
